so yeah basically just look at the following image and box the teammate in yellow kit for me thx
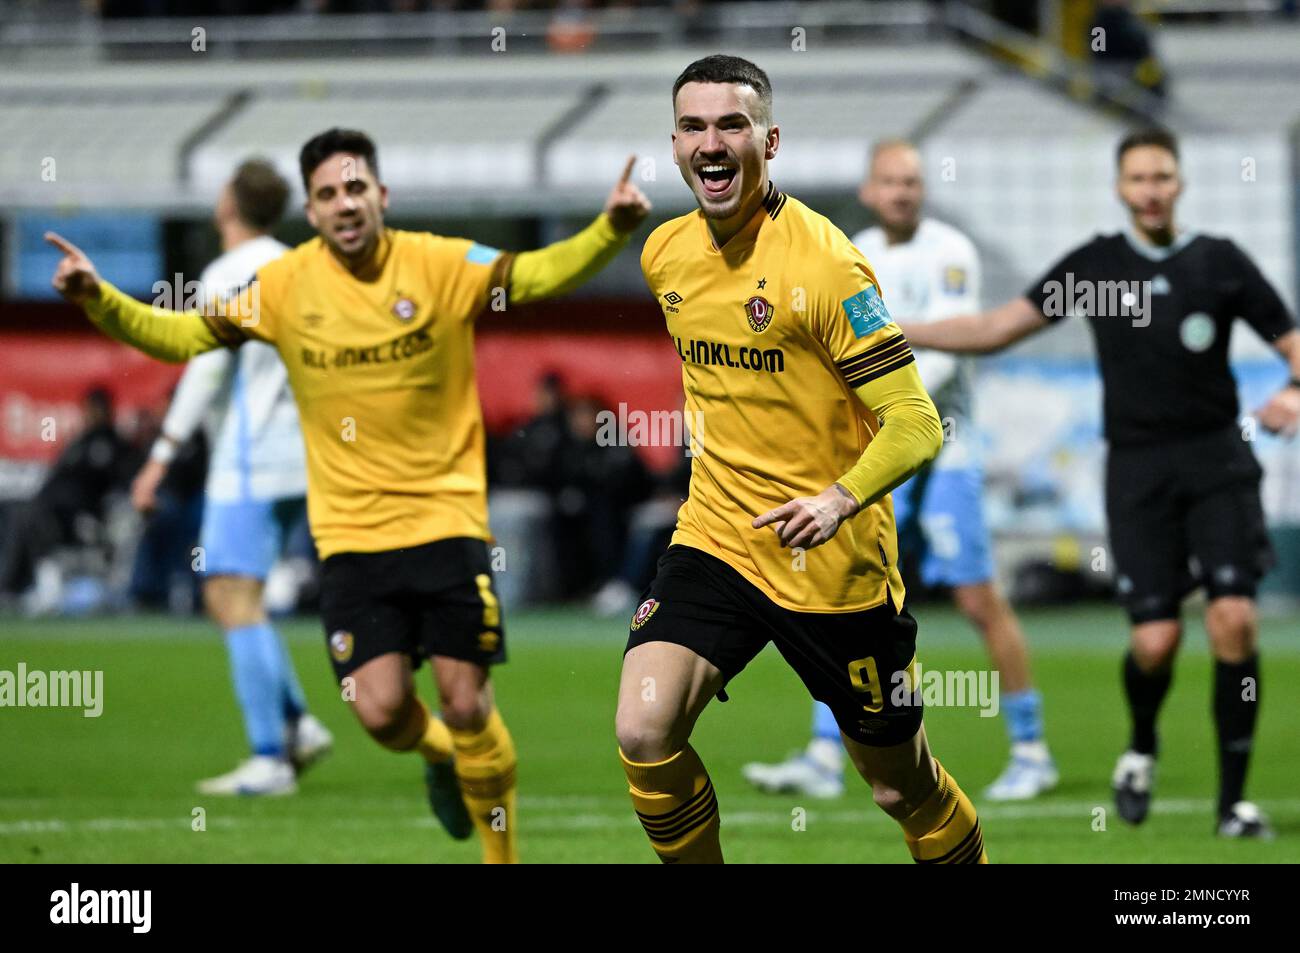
[616,56,987,863]
[47,128,651,864]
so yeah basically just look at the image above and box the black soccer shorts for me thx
[319,536,506,681]
[625,544,923,747]
[1106,425,1274,624]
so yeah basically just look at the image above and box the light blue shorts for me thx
[198,496,307,580]
[891,467,994,588]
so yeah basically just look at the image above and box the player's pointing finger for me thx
[618,154,636,186]
[44,231,84,259]
[753,501,795,529]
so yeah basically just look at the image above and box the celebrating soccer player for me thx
[47,128,651,863]
[900,128,1300,838]
[130,159,332,796]
[616,55,987,864]
[744,139,1057,803]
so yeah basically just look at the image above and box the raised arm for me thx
[753,360,942,550]
[505,155,652,305]
[47,231,225,363]
[901,296,1049,355]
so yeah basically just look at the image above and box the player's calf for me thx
[845,727,987,864]
[432,656,517,862]
[616,641,727,863]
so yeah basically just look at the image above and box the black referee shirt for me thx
[1025,232,1296,447]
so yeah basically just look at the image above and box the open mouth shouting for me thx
[696,161,738,201]
[335,218,364,245]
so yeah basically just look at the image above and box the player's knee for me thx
[952,583,1002,631]
[203,577,265,630]
[439,691,488,732]
[1131,621,1180,670]
[351,683,413,744]
[615,707,677,764]
[1206,597,1257,660]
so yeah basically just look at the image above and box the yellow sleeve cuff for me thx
[85,281,223,363]
[836,361,943,507]
[506,213,629,305]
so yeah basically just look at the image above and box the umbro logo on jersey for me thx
[663,291,683,313]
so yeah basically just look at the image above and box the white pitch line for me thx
[4,798,1300,837]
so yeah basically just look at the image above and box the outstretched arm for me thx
[1254,329,1300,436]
[505,155,652,305]
[901,296,1048,354]
[753,361,943,550]
[46,232,224,363]
[131,347,233,513]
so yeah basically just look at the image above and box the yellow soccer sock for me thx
[899,759,988,863]
[378,698,453,764]
[620,745,723,864]
[414,703,454,764]
[449,708,518,864]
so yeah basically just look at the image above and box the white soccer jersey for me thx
[157,235,306,502]
[852,218,981,469]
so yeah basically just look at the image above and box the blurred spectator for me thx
[0,388,134,610]
[551,395,653,597]
[126,407,209,613]
[490,372,570,489]
[1089,0,1166,99]
[589,456,689,616]
[491,376,655,600]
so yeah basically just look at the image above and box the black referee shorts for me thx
[1106,425,1273,624]
[625,544,923,747]
[319,536,506,682]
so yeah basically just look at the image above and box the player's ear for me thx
[765,123,780,161]
[858,178,874,209]
[379,183,390,212]
[304,200,318,230]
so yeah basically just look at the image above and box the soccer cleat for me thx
[742,740,845,799]
[1217,801,1275,840]
[197,755,297,797]
[1112,750,1155,824]
[983,749,1059,802]
[424,760,474,840]
[287,714,334,775]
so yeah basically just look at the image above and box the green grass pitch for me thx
[2,602,1298,863]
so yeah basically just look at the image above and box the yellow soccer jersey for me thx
[203,230,508,559]
[642,183,911,613]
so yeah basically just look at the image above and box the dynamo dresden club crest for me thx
[391,296,417,322]
[745,295,774,333]
[630,598,659,631]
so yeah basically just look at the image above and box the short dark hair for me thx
[230,159,289,231]
[298,128,380,193]
[672,54,773,127]
[1116,127,1179,168]
[83,386,113,417]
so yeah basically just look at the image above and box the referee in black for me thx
[902,129,1300,838]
